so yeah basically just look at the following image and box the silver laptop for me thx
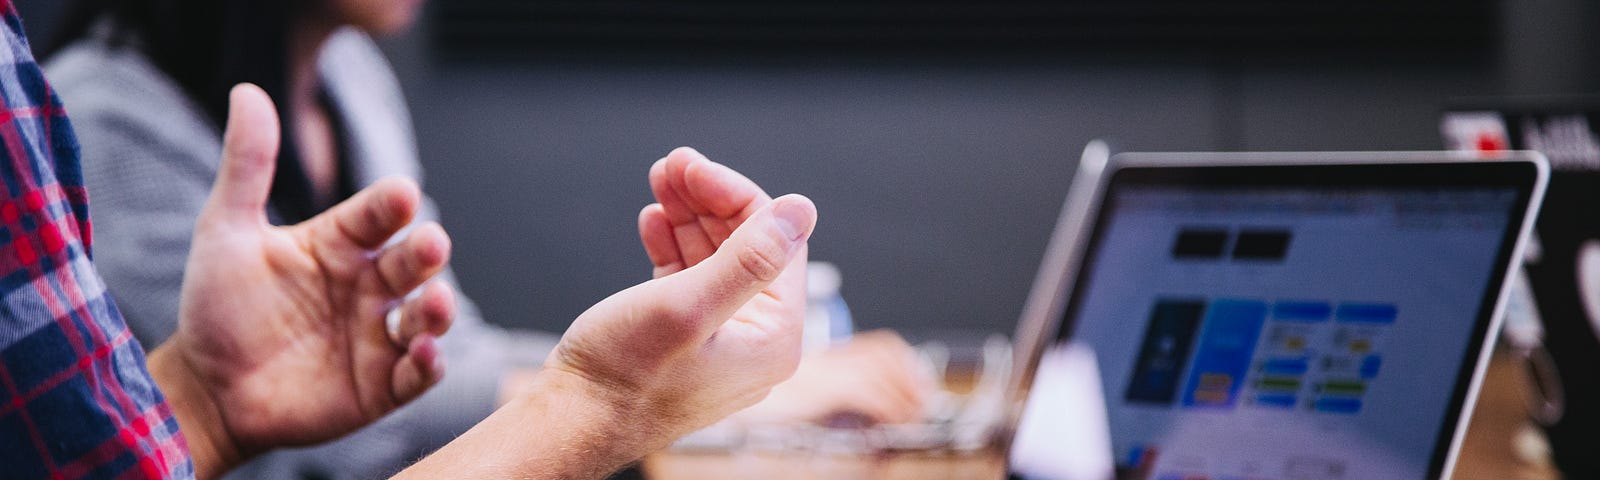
[1003,149,1549,480]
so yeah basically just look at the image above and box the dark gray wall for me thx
[407,60,1501,338]
[12,0,1598,340]
[401,0,1595,338]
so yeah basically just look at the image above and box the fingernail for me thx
[772,196,814,242]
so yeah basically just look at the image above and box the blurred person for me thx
[45,0,924,477]
[2,51,824,480]
[0,51,457,480]
[1,0,840,477]
[47,3,557,475]
[0,0,467,469]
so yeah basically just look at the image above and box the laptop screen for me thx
[1012,161,1540,480]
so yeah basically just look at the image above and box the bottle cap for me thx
[806,261,842,299]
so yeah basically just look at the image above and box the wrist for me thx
[397,366,658,479]
[147,343,245,480]
[496,368,542,407]
[518,367,658,475]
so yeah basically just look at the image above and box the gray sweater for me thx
[48,28,557,479]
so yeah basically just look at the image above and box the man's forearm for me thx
[395,368,655,479]
[147,344,244,480]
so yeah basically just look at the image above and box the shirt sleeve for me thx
[0,1,194,478]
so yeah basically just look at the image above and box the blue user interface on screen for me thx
[1055,185,1514,479]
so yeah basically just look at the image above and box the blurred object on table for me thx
[652,333,1013,479]
[1452,344,1561,480]
[805,261,855,352]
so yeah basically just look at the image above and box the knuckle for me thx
[735,237,787,283]
[362,200,390,232]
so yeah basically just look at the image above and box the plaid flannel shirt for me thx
[0,2,194,478]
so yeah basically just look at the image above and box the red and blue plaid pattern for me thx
[0,1,193,478]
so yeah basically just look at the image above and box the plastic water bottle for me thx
[805,262,854,352]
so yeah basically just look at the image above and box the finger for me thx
[663,147,712,217]
[649,157,696,225]
[376,222,451,297]
[673,221,718,268]
[655,194,817,337]
[840,389,905,426]
[652,151,720,265]
[390,333,445,405]
[875,340,930,414]
[841,332,926,421]
[314,177,423,251]
[202,83,280,227]
[684,159,769,247]
[876,361,926,423]
[695,216,735,250]
[391,281,456,347]
[682,157,769,223]
[853,388,918,425]
[639,204,685,278]
[880,393,923,424]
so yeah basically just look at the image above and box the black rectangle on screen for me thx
[1124,299,1207,405]
[1172,229,1228,259]
[1233,230,1292,260]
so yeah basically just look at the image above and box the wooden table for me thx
[646,347,1560,480]
[645,449,1005,480]
[1451,347,1561,480]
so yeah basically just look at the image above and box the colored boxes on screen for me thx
[1303,303,1396,414]
[1249,301,1327,409]
[1181,300,1268,409]
[1126,300,1207,404]
[1125,297,1394,414]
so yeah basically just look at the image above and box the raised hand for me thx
[642,149,929,427]
[547,147,814,441]
[148,84,456,478]
[632,149,813,412]
[637,147,777,279]
[395,148,815,479]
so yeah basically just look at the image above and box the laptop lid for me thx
[1004,151,1548,480]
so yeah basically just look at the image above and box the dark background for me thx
[13,0,1599,340]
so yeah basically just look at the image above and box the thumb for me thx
[657,194,817,338]
[201,83,281,227]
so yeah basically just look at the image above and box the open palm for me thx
[165,85,456,455]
